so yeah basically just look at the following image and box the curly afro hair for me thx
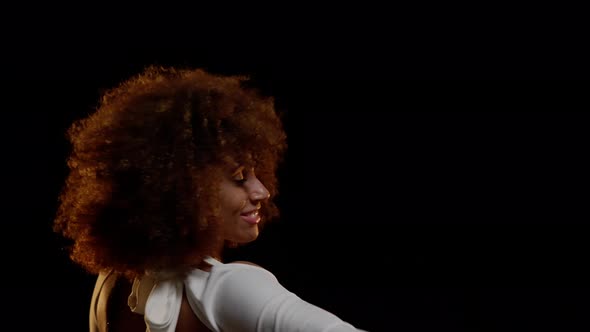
[53,66,287,279]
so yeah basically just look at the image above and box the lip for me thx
[241,214,261,225]
[240,209,259,215]
[240,209,261,225]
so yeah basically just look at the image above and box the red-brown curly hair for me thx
[53,66,287,279]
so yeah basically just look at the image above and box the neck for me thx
[209,240,232,263]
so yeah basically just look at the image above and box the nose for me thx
[248,177,270,201]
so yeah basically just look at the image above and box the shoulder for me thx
[198,259,280,289]
[229,260,261,267]
[213,260,279,287]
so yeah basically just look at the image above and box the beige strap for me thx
[89,270,116,332]
[128,275,156,315]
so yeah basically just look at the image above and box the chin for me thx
[237,232,259,244]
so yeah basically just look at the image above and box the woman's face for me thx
[218,164,270,244]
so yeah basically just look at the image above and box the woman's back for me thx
[99,273,212,332]
[92,258,366,332]
[105,277,146,332]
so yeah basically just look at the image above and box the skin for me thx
[218,165,271,245]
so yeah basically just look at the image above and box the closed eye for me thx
[232,166,246,184]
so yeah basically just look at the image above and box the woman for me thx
[54,66,366,331]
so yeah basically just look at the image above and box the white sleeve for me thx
[210,264,366,332]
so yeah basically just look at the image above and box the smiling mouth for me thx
[240,210,260,224]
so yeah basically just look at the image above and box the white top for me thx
[90,256,367,332]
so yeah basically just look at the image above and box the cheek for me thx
[220,190,247,214]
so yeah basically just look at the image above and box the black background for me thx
[2,10,589,332]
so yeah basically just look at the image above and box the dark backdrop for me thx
[2,29,589,332]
